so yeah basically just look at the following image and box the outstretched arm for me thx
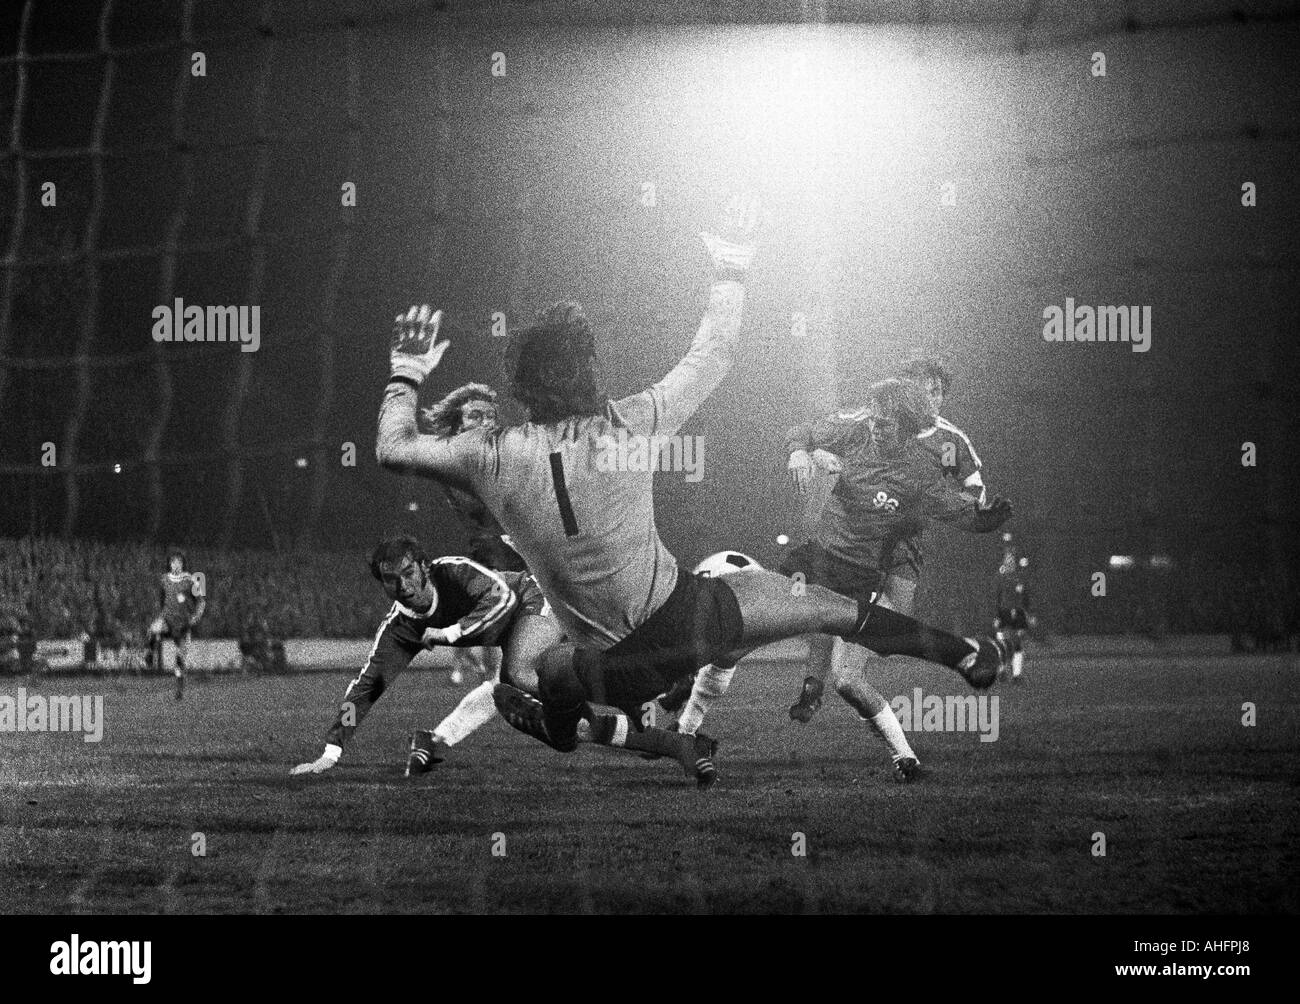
[917,468,1012,533]
[374,305,481,487]
[614,199,759,437]
[293,614,421,774]
[614,278,746,438]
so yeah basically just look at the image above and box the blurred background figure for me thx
[994,533,1032,683]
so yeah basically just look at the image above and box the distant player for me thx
[420,383,526,685]
[374,201,1010,762]
[994,534,1031,683]
[290,536,714,784]
[146,550,205,700]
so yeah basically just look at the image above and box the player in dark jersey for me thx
[146,550,205,700]
[994,533,1032,683]
[290,535,716,784]
[900,356,986,504]
[421,383,527,685]
[679,378,1010,781]
[375,200,1012,761]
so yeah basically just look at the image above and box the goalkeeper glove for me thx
[701,191,761,277]
[389,304,450,386]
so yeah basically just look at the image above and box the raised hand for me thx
[389,304,450,385]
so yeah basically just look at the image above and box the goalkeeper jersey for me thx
[376,281,744,650]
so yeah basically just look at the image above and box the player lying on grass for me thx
[665,376,1011,782]
[373,198,1011,760]
[421,382,527,685]
[290,535,717,784]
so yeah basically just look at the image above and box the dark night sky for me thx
[1,0,1297,629]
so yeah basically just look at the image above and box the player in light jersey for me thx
[146,550,205,700]
[290,535,715,784]
[421,383,527,685]
[375,213,1009,756]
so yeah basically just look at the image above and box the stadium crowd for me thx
[1,538,1295,667]
[0,537,390,643]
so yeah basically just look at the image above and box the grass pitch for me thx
[2,653,1296,914]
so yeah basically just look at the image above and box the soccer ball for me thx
[693,550,762,577]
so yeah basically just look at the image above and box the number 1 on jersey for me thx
[549,451,580,537]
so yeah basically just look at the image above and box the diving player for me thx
[290,535,714,783]
[373,199,1011,762]
[146,550,205,700]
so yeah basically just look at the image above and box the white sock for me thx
[676,664,735,734]
[1011,650,1024,677]
[433,680,497,746]
[867,706,917,761]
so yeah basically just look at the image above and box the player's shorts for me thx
[516,574,549,618]
[575,570,744,717]
[470,538,528,574]
[780,541,882,603]
[996,607,1028,631]
[150,616,192,642]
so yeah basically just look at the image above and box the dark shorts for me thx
[997,608,1028,631]
[516,574,548,618]
[157,618,192,642]
[576,570,744,716]
[780,541,882,603]
[470,539,528,574]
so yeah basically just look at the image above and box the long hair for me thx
[369,535,427,582]
[510,301,605,424]
[898,355,953,398]
[419,383,498,437]
[867,377,937,441]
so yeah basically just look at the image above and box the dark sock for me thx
[622,726,683,758]
[845,599,975,667]
[586,714,618,745]
[537,648,589,752]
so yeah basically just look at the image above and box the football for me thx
[693,550,762,577]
